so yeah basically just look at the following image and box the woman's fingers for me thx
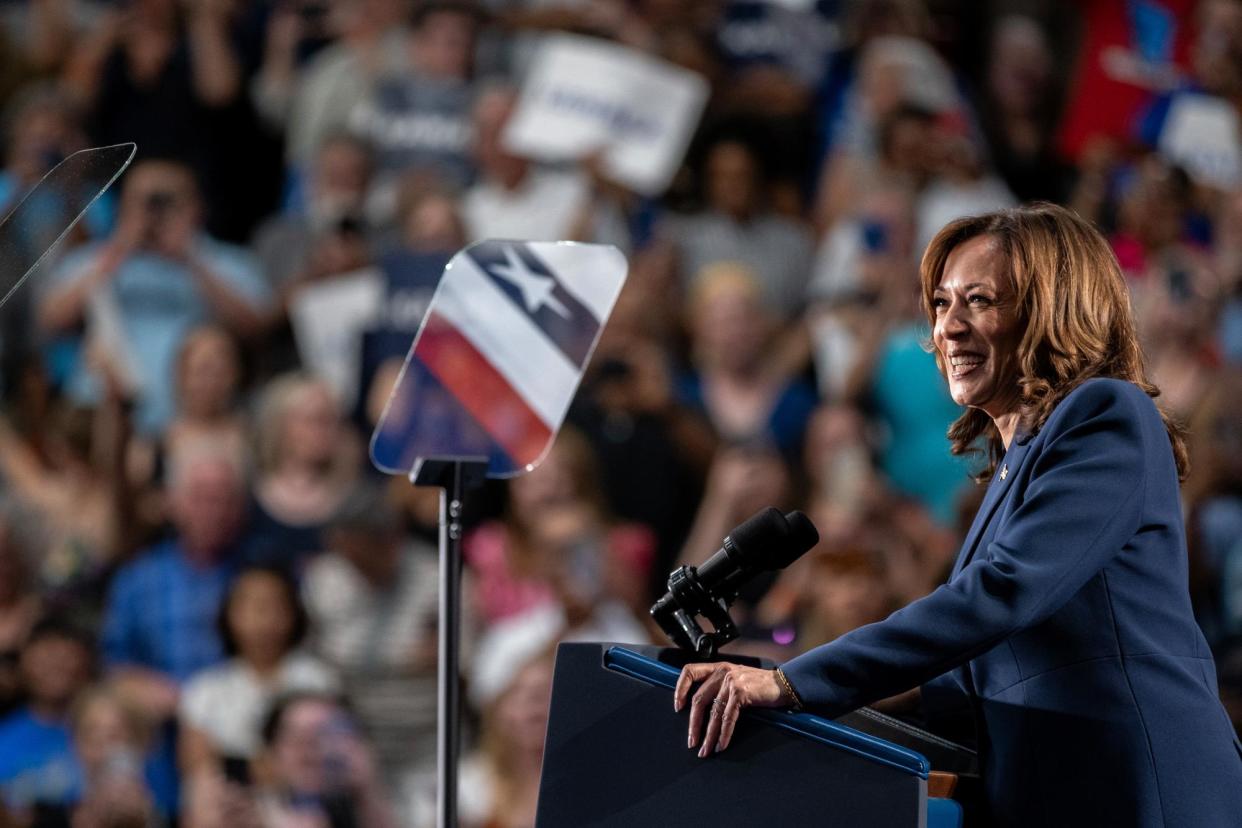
[716,682,744,752]
[686,669,726,749]
[697,674,734,757]
[677,664,790,756]
[673,662,712,712]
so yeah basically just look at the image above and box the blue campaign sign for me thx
[370,240,628,478]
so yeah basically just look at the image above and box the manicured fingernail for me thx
[698,746,708,758]
[687,733,694,749]
[716,740,726,753]
[674,699,681,713]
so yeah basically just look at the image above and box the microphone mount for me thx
[656,559,743,659]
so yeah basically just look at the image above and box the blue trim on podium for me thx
[604,646,931,780]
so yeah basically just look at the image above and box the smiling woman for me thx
[930,235,1024,443]
[674,203,1242,828]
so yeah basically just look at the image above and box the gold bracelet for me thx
[774,667,803,711]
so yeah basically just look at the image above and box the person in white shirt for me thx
[178,565,337,776]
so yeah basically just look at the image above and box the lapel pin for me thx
[1000,464,1008,481]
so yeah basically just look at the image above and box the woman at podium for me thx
[674,203,1242,827]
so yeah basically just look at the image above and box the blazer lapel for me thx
[950,438,1032,579]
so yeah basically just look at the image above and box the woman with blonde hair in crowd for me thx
[250,373,360,571]
[679,262,817,463]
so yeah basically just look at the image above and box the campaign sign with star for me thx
[369,240,628,477]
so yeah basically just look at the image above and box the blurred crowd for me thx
[0,0,1240,826]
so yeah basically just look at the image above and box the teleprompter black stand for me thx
[409,457,488,828]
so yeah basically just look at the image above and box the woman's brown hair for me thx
[919,202,1188,482]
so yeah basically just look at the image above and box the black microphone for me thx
[650,507,819,655]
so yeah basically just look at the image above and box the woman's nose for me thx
[938,303,970,338]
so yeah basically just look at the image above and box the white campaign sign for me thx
[503,34,709,196]
[290,267,384,405]
[1158,93,1242,189]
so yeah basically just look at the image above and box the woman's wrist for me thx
[774,667,803,711]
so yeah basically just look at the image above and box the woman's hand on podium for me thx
[674,662,793,757]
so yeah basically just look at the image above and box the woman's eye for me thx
[968,294,992,305]
[931,297,949,308]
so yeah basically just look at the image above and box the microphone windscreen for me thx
[726,507,789,567]
[767,510,819,569]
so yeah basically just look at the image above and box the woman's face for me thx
[227,571,296,663]
[932,235,1022,418]
[283,385,341,467]
[179,330,240,419]
[75,698,134,774]
[509,444,575,518]
[692,281,766,372]
[494,658,554,757]
[269,699,339,795]
[705,142,759,219]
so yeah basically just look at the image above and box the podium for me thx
[536,643,970,827]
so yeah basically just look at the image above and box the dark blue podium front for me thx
[536,643,954,827]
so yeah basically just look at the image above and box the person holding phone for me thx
[37,159,272,436]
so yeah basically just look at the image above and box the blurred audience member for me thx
[977,15,1073,204]
[180,566,336,776]
[38,159,271,436]
[254,692,396,828]
[0,618,94,815]
[679,263,817,460]
[61,0,260,237]
[912,119,1016,254]
[678,441,796,618]
[250,374,360,570]
[0,500,43,715]
[302,485,438,781]
[0,396,128,608]
[162,325,248,481]
[1186,370,1242,642]
[807,178,918,399]
[569,297,713,596]
[454,638,555,828]
[800,405,879,543]
[662,131,812,318]
[61,684,162,824]
[460,85,630,247]
[103,446,250,719]
[253,134,375,294]
[794,549,893,648]
[1112,159,1223,418]
[464,428,654,633]
[348,0,483,194]
[814,33,961,232]
[254,0,411,172]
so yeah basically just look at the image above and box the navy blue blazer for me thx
[781,378,1242,827]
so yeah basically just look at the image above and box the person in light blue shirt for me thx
[37,159,271,436]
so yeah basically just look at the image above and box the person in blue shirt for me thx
[673,204,1242,826]
[0,618,95,814]
[37,159,271,436]
[103,445,251,718]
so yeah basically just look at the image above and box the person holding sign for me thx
[673,203,1242,827]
